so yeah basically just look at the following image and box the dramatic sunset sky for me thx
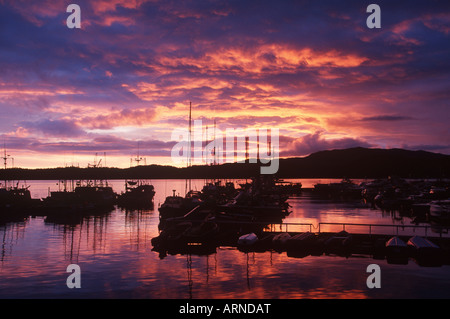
[0,0,449,168]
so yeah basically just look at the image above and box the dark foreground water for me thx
[1,179,449,299]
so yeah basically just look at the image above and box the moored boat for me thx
[159,190,203,219]
[429,200,450,224]
[323,230,353,256]
[286,231,317,258]
[407,235,442,266]
[237,232,258,246]
[0,183,39,212]
[40,179,117,216]
[272,232,291,251]
[182,220,219,244]
[286,232,316,250]
[117,180,155,208]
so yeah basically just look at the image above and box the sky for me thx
[0,0,449,168]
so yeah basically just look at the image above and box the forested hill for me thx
[1,147,449,180]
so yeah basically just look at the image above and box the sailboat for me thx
[158,102,204,219]
[0,146,39,213]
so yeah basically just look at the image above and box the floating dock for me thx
[232,221,450,267]
[153,220,450,266]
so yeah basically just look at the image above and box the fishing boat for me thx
[159,190,203,219]
[43,156,117,214]
[201,181,238,205]
[118,148,155,209]
[218,177,290,222]
[182,220,219,244]
[0,148,40,213]
[151,221,193,248]
[385,236,408,264]
[117,180,155,208]
[73,182,117,208]
[271,179,302,196]
[159,102,204,219]
[0,182,39,213]
[41,179,117,214]
[42,188,85,211]
[151,219,218,258]
[314,178,362,199]
[429,200,450,224]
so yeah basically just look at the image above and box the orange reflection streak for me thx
[127,249,370,299]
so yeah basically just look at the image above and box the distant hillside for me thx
[0,147,449,180]
[277,147,450,178]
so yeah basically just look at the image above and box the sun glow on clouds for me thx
[155,45,368,75]
[0,1,449,168]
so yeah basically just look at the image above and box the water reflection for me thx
[0,179,449,298]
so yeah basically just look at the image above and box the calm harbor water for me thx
[1,179,450,299]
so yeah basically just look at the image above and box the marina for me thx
[1,177,450,299]
[1,0,449,304]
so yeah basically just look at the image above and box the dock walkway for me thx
[232,221,450,266]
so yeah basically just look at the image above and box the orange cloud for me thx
[0,87,82,97]
[90,0,148,14]
[155,44,368,75]
[80,108,158,130]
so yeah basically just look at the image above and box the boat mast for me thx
[2,142,9,170]
[213,118,216,166]
[2,144,6,188]
[188,101,192,168]
[2,143,12,189]
[134,141,143,166]
[188,101,192,192]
